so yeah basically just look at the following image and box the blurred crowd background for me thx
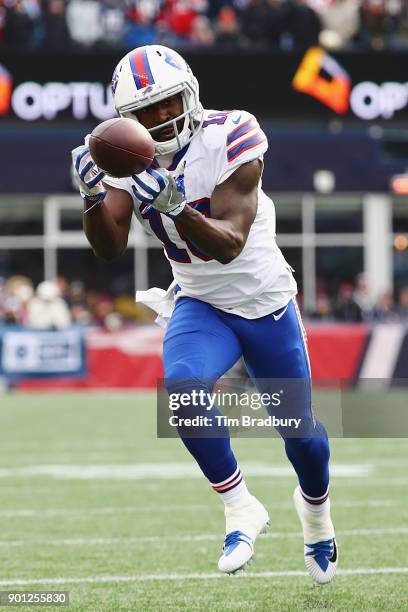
[1,0,407,52]
[0,275,153,330]
[1,274,408,330]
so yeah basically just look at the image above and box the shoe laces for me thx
[305,539,334,559]
[223,530,252,553]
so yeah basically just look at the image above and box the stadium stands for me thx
[1,273,408,326]
[0,0,407,52]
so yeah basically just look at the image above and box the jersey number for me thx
[140,199,212,263]
[202,112,231,128]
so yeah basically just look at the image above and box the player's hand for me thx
[132,160,186,217]
[71,138,106,202]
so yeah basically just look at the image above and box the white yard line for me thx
[0,463,373,480]
[324,478,408,487]
[0,499,396,518]
[0,527,407,547]
[0,505,206,518]
[0,567,407,587]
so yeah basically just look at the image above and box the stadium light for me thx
[391,174,408,195]
[313,170,335,193]
[394,234,408,251]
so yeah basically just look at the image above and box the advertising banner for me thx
[1,50,407,192]
[0,328,86,378]
[1,49,408,122]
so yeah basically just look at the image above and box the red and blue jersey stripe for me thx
[227,132,266,163]
[227,117,258,146]
[129,48,155,90]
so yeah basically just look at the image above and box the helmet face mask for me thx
[112,46,204,156]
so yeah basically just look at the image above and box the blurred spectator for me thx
[114,294,156,322]
[215,6,243,47]
[27,280,71,329]
[69,280,92,325]
[90,293,114,327]
[0,275,34,325]
[0,2,6,46]
[280,0,321,49]
[310,292,333,320]
[71,303,92,325]
[100,0,127,47]
[371,1,390,45]
[318,0,361,49]
[352,273,374,321]
[372,290,398,321]
[66,0,102,47]
[0,278,4,323]
[56,275,71,305]
[69,279,87,307]
[42,0,71,49]
[3,0,42,48]
[159,0,208,43]
[238,0,274,48]
[333,282,364,322]
[123,9,158,48]
[130,0,162,22]
[397,286,408,317]
[189,14,215,46]
[361,0,407,49]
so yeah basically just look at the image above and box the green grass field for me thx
[0,391,407,611]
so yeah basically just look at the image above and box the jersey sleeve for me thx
[217,110,268,185]
[101,174,134,197]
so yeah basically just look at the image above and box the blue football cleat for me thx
[293,486,338,584]
[304,538,338,584]
[218,494,270,574]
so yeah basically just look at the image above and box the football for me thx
[89,118,155,178]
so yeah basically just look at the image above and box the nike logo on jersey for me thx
[232,113,242,124]
[272,304,289,321]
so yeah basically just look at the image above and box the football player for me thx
[72,45,337,583]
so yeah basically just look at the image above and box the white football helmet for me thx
[112,45,203,156]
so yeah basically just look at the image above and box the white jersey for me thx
[103,109,297,319]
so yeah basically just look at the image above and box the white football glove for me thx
[132,159,186,217]
[71,137,106,203]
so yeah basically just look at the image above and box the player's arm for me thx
[83,186,133,261]
[72,142,133,261]
[175,160,261,264]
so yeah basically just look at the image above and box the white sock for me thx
[296,486,334,542]
[211,467,250,505]
[301,487,330,514]
[221,479,249,505]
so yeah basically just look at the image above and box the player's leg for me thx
[163,297,269,573]
[228,298,337,583]
[164,297,241,485]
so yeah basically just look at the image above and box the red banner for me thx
[16,324,371,391]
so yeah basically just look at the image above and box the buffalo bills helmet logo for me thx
[111,70,119,95]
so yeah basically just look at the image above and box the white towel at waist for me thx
[136,281,177,329]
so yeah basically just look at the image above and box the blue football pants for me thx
[163,297,330,498]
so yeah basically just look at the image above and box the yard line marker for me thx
[0,499,395,518]
[0,527,407,548]
[327,478,408,487]
[0,505,208,518]
[0,567,408,586]
[0,463,373,480]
